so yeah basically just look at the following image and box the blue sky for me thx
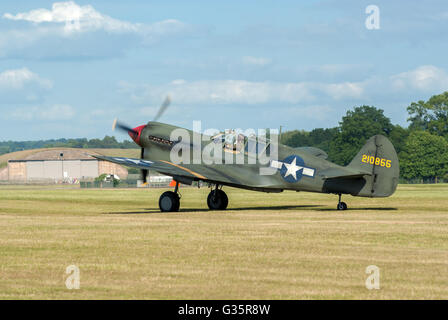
[1,0,448,140]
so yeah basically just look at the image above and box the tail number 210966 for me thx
[361,155,391,168]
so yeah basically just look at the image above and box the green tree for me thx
[308,127,338,152]
[281,128,338,153]
[101,136,119,148]
[388,125,410,154]
[329,105,394,165]
[68,138,88,148]
[400,131,448,182]
[407,91,448,139]
[0,145,10,155]
[1,136,137,153]
[281,130,310,147]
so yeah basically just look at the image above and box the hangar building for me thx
[3,149,128,183]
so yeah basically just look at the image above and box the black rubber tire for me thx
[207,189,228,210]
[337,202,348,211]
[159,191,180,212]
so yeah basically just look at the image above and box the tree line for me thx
[0,136,136,155]
[281,91,448,183]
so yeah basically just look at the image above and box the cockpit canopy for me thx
[211,130,270,155]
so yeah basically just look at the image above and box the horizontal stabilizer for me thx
[295,147,328,159]
[319,167,371,180]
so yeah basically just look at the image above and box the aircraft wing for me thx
[319,167,372,179]
[91,155,281,190]
[91,155,206,181]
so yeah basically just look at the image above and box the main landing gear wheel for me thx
[207,189,228,210]
[159,181,180,212]
[159,191,180,212]
[336,194,348,211]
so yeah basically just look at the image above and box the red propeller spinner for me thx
[112,95,170,146]
[112,119,146,146]
[128,125,146,145]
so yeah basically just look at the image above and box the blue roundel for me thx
[280,155,305,183]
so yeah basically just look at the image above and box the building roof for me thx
[10,149,96,162]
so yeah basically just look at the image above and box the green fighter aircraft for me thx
[93,98,399,212]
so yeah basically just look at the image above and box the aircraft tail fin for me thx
[346,135,399,197]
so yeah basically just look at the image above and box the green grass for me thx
[0,184,447,299]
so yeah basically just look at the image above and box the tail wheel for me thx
[337,202,347,211]
[207,189,228,210]
[159,191,180,212]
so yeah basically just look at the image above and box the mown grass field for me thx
[0,184,447,299]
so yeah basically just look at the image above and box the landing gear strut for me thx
[207,185,228,210]
[159,181,180,212]
[337,193,347,211]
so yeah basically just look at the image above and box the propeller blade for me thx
[153,95,171,122]
[113,118,138,135]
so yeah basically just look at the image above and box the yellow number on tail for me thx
[361,155,391,168]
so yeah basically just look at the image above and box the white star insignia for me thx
[270,157,315,180]
[283,157,303,180]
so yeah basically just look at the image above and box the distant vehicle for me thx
[93,97,399,212]
[102,174,120,182]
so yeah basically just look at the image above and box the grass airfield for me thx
[0,184,447,299]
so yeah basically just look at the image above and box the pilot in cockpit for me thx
[224,130,245,152]
[224,131,236,150]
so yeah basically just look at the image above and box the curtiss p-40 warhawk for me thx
[93,97,399,212]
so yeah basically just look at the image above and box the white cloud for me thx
[321,82,364,100]
[39,104,75,120]
[118,65,448,112]
[9,104,75,121]
[3,1,139,34]
[242,56,271,66]
[390,65,448,92]
[0,68,52,104]
[171,79,186,85]
[118,79,363,105]
[0,68,52,90]
[143,19,188,36]
[3,1,187,36]
[0,1,190,59]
